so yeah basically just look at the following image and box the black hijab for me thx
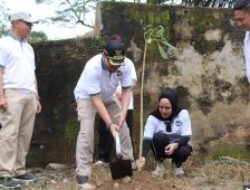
[149,89,182,132]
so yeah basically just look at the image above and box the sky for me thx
[3,0,94,40]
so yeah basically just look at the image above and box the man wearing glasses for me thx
[74,34,135,189]
[0,11,42,189]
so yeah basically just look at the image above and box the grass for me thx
[21,156,250,190]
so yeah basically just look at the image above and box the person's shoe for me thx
[152,162,165,177]
[94,160,109,167]
[14,172,36,182]
[243,184,250,190]
[174,166,184,176]
[77,175,96,190]
[0,177,21,189]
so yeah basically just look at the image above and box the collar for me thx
[11,32,26,42]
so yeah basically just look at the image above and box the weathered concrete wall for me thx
[29,2,250,166]
[96,2,250,161]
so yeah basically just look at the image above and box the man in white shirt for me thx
[96,61,137,166]
[74,35,135,190]
[0,11,42,189]
[233,1,250,189]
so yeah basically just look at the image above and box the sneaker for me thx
[0,177,21,189]
[77,175,96,190]
[152,162,165,177]
[174,166,184,176]
[14,172,35,182]
[94,160,109,167]
[243,184,250,190]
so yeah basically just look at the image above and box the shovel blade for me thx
[110,160,132,180]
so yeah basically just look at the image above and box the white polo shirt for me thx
[0,36,36,93]
[74,54,135,102]
[115,58,137,109]
[143,109,192,139]
[244,31,250,84]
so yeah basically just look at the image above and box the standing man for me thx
[233,1,250,190]
[0,11,42,189]
[74,34,135,190]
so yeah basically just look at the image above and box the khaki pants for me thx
[0,89,36,176]
[76,97,134,176]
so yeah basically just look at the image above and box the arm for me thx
[35,77,42,113]
[0,66,7,110]
[119,87,131,127]
[91,94,118,137]
[166,110,192,155]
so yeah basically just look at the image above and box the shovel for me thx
[110,131,133,180]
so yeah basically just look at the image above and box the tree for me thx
[180,0,234,7]
[35,0,97,28]
[152,0,234,7]
[29,31,48,43]
[0,0,10,37]
[139,25,177,157]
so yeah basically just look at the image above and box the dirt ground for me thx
[20,156,250,190]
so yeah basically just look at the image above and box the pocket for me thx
[76,99,96,121]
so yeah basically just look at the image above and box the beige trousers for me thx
[0,89,36,176]
[76,97,134,176]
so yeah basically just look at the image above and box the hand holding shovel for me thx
[115,131,122,160]
[109,123,119,138]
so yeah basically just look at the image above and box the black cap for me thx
[104,40,126,65]
[105,40,125,57]
[233,0,250,10]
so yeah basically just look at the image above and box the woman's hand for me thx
[165,143,178,155]
[136,157,146,171]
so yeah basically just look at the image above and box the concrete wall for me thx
[29,2,250,166]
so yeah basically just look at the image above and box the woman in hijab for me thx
[136,89,192,177]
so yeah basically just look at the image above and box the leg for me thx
[0,89,24,177]
[97,117,113,163]
[125,109,133,139]
[76,99,96,177]
[14,93,36,176]
[152,132,171,161]
[172,144,192,167]
[106,98,134,161]
[125,109,135,158]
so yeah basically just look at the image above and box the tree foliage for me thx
[139,25,177,157]
[0,0,10,37]
[180,0,234,7]
[35,0,97,28]
[29,31,48,43]
[152,0,234,7]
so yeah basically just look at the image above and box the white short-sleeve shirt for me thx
[0,36,36,93]
[143,109,192,139]
[74,54,136,102]
[244,31,250,84]
[115,58,137,109]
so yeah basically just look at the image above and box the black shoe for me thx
[0,177,20,189]
[14,173,35,182]
[243,184,250,190]
[76,175,96,189]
